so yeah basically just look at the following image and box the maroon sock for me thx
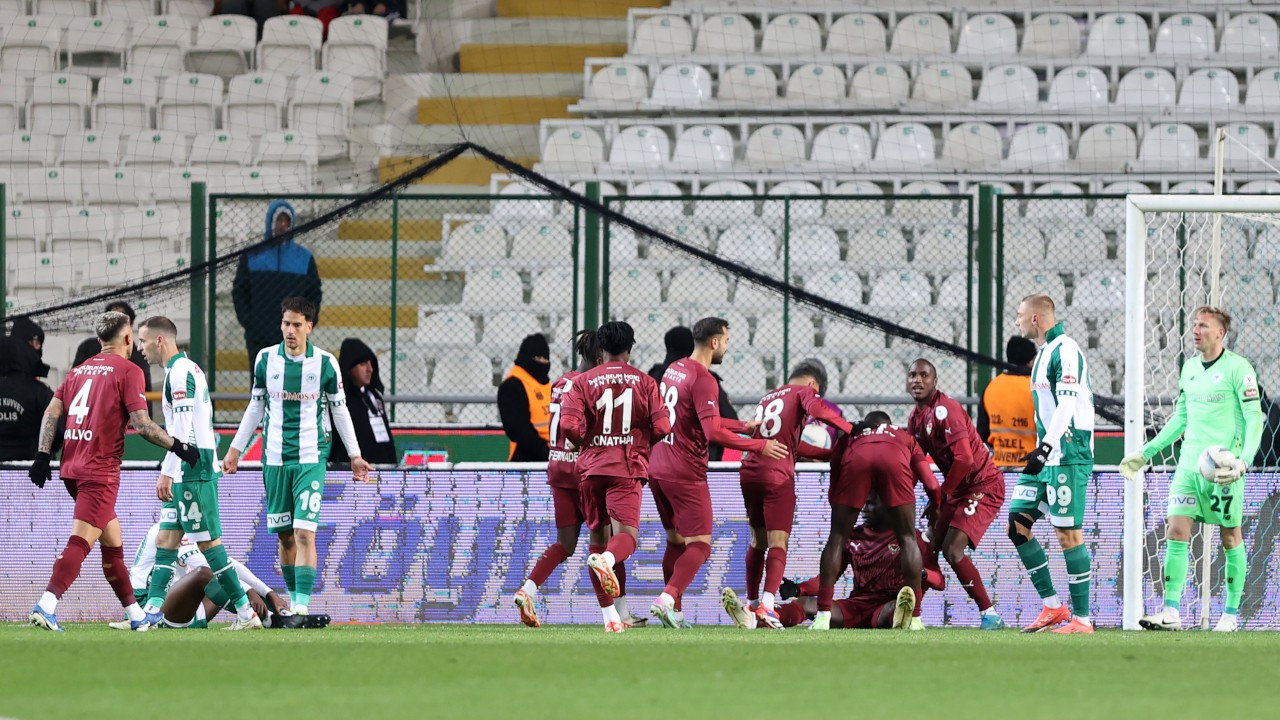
[605,532,637,564]
[587,544,613,608]
[777,602,807,628]
[798,575,821,597]
[662,541,682,585]
[616,561,627,597]
[763,547,788,595]
[664,541,711,597]
[528,542,571,587]
[817,584,835,612]
[950,554,993,611]
[745,545,765,601]
[46,535,92,597]
[100,544,135,607]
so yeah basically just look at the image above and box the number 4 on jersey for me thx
[68,379,94,425]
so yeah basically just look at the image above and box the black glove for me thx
[29,452,51,489]
[1021,442,1053,476]
[778,577,801,601]
[170,439,200,466]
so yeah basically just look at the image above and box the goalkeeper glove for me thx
[1021,443,1053,476]
[169,439,200,466]
[29,452,51,489]
[1209,451,1247,485]
[1119,452,1148,481]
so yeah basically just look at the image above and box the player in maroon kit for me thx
[813,411,938,630]
[559,321,671,633]
[907,358,1007,630]
[27,311,200,632]
[648,317,787,629]
[731,358,853,630]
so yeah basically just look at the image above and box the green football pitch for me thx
[2,623,1278,719]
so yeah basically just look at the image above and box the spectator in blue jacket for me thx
[232,200,323,364]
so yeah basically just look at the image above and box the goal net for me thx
[1124,194,1280,630]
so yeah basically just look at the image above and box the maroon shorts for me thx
[935,488,1002,548]
[550,484,585,528]
[580,475,642,531]
[834,590,897,629]
[649,477,713,537]
[741,478,796,534]
[829,452,914,509]
[66,477,119,530]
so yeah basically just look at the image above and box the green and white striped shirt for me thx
[162,352,220,483]
[230,341,361,466]
[1030,322,1095,466]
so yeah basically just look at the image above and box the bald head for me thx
[1015,294,1057,345]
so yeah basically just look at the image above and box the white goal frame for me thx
[1123,193,1280,630]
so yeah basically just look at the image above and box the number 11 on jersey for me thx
[595,387,634,435]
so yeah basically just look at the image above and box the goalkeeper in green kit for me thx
[1120,307,1263,632]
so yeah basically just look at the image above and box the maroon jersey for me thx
[908,390,1005,497]
[832,424,940,504]
[848,526,930,595]
[54,353,148,481]
[650,359,764,483]
[560,362,669,480]
[546,370,581,489]
[741,384,851,485]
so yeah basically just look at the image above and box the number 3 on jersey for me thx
[659,382,678,445]
[68,379,95,425]
[755,398,784,438]
[596,386,634,435]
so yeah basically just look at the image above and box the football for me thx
[800,422,833,450]
[1199,445,1237,482]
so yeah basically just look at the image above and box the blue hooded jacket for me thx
[232,200,323,351]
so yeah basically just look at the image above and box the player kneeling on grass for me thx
[724,494,943,630]
[1120,307,1262,632]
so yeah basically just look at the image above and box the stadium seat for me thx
[823,318,885,355]
[588,63,648,103]
[1026,181,1085,215]
[5,206,50,253]
[911,63,972,108]
[694,180,754,223]
[1004,272,1066,311]
[323,15,387,102]
[956,13,1017,60]
[1168,180,1214,194]
[1003,123,1069,172]
[891,13,951,56]
[0,73,26,131]
[848,224,907,267]
[696,13,755,55]
[650,63,712,107]
[459,266,523,309]
[224,71,286,137]
[0,131,56,172]
[92,74,157,133]
[287,72,354,160]
[609,267,663,307]
[789,224,841,268]
[743,123,804,170]
[255,131,317,184]
[935,273,973,310]
[492,181,554,220]
[716,224,777,265]
[128,15,191,78]
[913,226,967,271]
[10,252,75,297]
[441,220,507,265]
[49,205,113,256]
[34,0,90,16]
[827,13,885,55]
[481,311,541,348]
[1048,223,1110,267]
[116,206,182,252]
[1221,122,1271,171]
[29,73,93,134]
[1085,12,1150,60]
[804,270,864,309]
[785,63,845,103]
[509,222,569,265]
[1003,225,1046,265]
[762,180,821,221]
[123,130,189,170]
[1178,68,1240,112]
[65,17,127,77]
[1100,180,1151,195]
[1,17,62,77]
[939,121,1001,171]
[624,179,684,223]
[1133,123,1202,172]
[84,167,150,210]
[0,0,19,22]
[1219,13,1278,60]
[632,14,693,56]
[529,267,573,307]
[762,13,821,56]
[1046,66,1109,110]
[826,180,884,219]
[868,270,931,309]
[717,352,770,393]
[972,63,1039,111]
[1114,67,1176,111]
[608,125,669,170]
[430,352,495,393]
[1153,13,1214,60]
[668,124,734,172]
[603,223,639,264]
[189,131,251,173]
[540,126,605,174]
[1021,13,1079,57]
[895,180,955,221]
[187,15,256,77]
[719,64,777,103]
[157,73,222,133]
[808,123,872,171]
[101,0,154,21]
[258,15,321,76]
[843,358,906,396]
[1074,123,1137,173]
[647,222,710,263]
[870,122,935,170]
[668,267,729,305]
[753,311,816,351]
[1245,69,1280,112]
[849,63,909,106]
[626,307,677,347]
[59,131,120,169]
[1232,311,1280,359]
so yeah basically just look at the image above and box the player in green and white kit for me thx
[1120,307,1263,632]
[223,297,370,627]
[1008,295,1097,634]
[136,316,262,630]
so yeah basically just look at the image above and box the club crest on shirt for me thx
[935,405,948,420]
[887,543,900,554]
[1212,372,1223,383]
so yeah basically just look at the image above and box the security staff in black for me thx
[0,337,60,461]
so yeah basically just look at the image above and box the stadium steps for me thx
[460,43,626,73]
[379,154,535,185]
[315,257,444,281]
[497,0,666,18]
[418,96,579,124]
[338,220,444,241]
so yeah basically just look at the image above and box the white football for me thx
[801,422,833,450]
[1198,445,1236,482]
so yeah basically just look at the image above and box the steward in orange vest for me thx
[978,336,1038,469]
[498,333,552,461]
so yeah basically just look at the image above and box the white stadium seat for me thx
[668,267,729,304]
[650,63,711,107]
[632,14,693,56]
[624,179,683,223]
[258,15,321,76]
[430,352,494,393]
[187,15,256,77]
[1074,123,1137,173]
[911,63,972,108]
[1220,13,1278,60]
[808,123,871,171]
[509,222,570,265]
[1134,123,1202,172]
[1004,225,1046,265]
[824,319,885,355]
[785,63,845,103]
[896,179,955,220]
[826,181,884,219]
[806,270,864,308]
[1,17,62,77]
[1046,66,1109,110]
[609,267,663,307]
[49,205,113,260]
[128,15,191,78]
[1114,67,1176,111]
[1221,122,1270,171]
[460,267,523,309]
[762,13,821,56]
[589,63,648,102]
[627,308,677,345]
[481,311,543,347]
[529,267,573,307]
[789,225,841,268]
[287,72,354,160]
[189,131,252,173]
[716,224,777,265]
[255,131,318,184]
[34,0,90,16]
[65,17,127,77]
[0,73,26,131]
[1246,69,1280,112]
[956,13,1017,60]
[1005,272,1067,311]
[717,352,769,394]
[848,224,907,267]
[443,220,506,265]
[117,206,182,251]
[891,13,951,56]
[323,15,387,102]
[92,74,157,133]
[719,64,777,103]
[123,130,188,170]
[913,226,967,271]
[827,13,885,55]
[1178,68,1240,112]
[868,271,931,309]
[693,180,754,223]
[84,167,151,210]
[540,126,604,173]
[224,71,287,137]
[936,273,973,310]
[493,181,553,220]
[762,180,821,221]
[101,0,155,22]
[844,358,906,396]
[1085,12,1150,60]
[939,121,1001,171]
[743,123,805,170]
[157,73,222,133]
[668,124,734,171]
[1021,13,1079,57]
[5,206,50,253]
[29,73,93,134]
[1003,123,1069,172]
[647,224,710,265]
[1153,13,1214,60]
[973,63,1039,111]
[0,131,56,172]
[850,63,909,106]
[696,14,755,55]
[870,121,935,170]
[59,131,120,169]
[1047,223,1110,267]
[753,311,815,351]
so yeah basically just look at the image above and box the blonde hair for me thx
[1194,306,1232,334]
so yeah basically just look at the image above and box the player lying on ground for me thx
[723,494,943,630]
[1120,307,1262,632]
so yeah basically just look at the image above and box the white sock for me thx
[1043,595,1062,609]
[1222,609,1238,619]
[124,603,145,622]
[1075,615,1091,626]
[761,592,776,611]
[602,551,617,567]
[658,592,675,607]
[981,606,999,616]
[195,604,207,621]
[673,609,685,622]
[615,596,629,617]
[814,610,831,620]
[602,605,620,624]
[294,604,309,616]
[142,601,160,614]
[1165,606,1181,619]
[521,579,537,597]
[38,592,58,614]
[237,604,256,621]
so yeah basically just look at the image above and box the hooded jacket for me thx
[497,333,552,461]
[232,200,323,353]
[329,338,397,465]
[0,338,60,461]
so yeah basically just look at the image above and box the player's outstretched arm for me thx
[799,391,853,434]
[28,398,64,488]
[130,409,200,464]
[1140,393,1187,461]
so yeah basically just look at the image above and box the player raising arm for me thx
[559,321,671,633]
[1120,307,1263,632]
[28,311,200,632]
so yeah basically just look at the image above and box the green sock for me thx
[1224,544,1247,615]
[1016,538,1057,600]
[293,565,316,612]
[1162,540,1190,611]
[282,564,297,598]
[1063,544,1092,618]
[202,544,250,612]
[144,547,178,612]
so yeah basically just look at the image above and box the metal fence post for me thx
[389,191,400,421]
[0,183,6,327]
[976,185,996,394]
[781,196,791,377]
[190,181,207,370]
[584,181,601,330]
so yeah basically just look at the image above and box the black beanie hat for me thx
[516,333,551,362]
[1007,336,1037,366]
